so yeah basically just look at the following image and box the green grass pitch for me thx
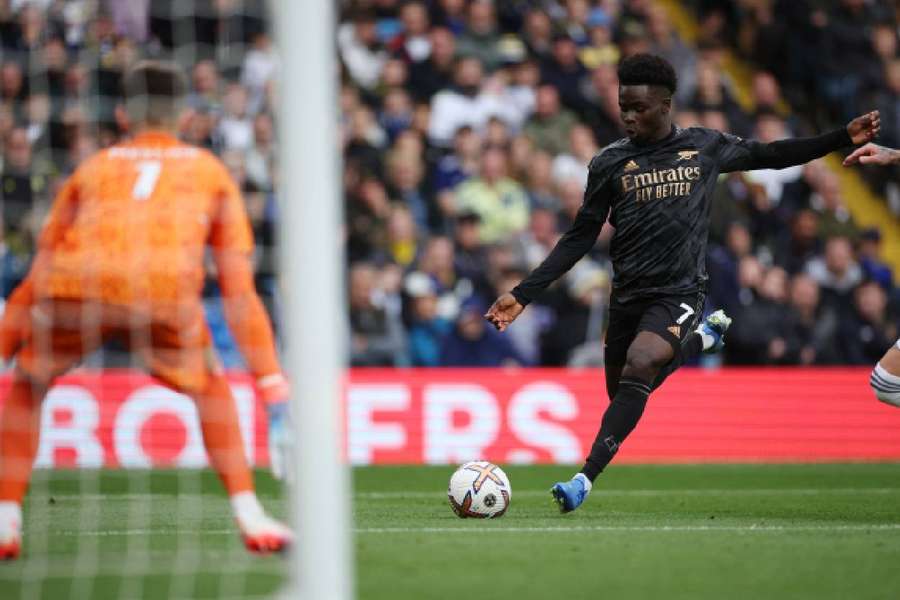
[1,464,899,599]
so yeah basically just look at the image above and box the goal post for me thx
[273,1,354,599]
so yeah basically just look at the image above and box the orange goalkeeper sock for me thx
[192,374,254,496]
[0,377,47,503]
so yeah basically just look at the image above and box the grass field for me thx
[1,464,899,599]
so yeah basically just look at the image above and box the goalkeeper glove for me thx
[258,374,292,481]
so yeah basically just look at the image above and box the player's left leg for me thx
[190,371,293,553]
[871,341,900,407]
[146,322,292,554]
[651,308,732,391]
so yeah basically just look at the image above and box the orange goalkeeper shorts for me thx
[15,299,220,394]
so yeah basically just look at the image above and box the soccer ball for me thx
[447,461,511,519]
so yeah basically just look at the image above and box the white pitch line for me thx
[55,523,900,537]
[42,488,900,503]
[354,524,900,534]
[356,488,900,499]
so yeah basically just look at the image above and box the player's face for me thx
[618,84,672,144]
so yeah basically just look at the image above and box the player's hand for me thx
[258,374,292,481]
[484,293,524,332]
[843,142,900,167]
[846,110,880,145]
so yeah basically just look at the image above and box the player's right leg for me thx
[0,299,93,559]
[871,341,900,407]
[0,374,50,560]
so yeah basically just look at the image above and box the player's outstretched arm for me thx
[486,213,604,332]
[720,111,880,172]
[843,143,900,167]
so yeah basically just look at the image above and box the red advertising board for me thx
[0,368,897,468]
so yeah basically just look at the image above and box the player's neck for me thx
[635,123,675,147]
[131,122,177,138]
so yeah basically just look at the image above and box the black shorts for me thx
[604,290,706,366]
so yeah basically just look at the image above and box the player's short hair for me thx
[617,53,678,95]
[123,60,187,126]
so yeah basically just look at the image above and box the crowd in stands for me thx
[340,0,899,368]
[0,1,895,370]
[0,0,279,367]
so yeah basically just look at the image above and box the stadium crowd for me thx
[339,0,899,368]
[0,0,895,369]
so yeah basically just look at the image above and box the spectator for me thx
[244,112,276,191]
[540,33,589,114]
[217,82,253,151]
[440,296,525,366]
[774,208,822,275]
[348,262,408,367]
[856,228,893,291]
[407,26,456,102]
[810,172,858,241]
[388,1,431,64]
[783,273,840,365]
[453,147,529,244]
[552,124,598,189]
[806,236,864,316]
[452,210,491,300]
[403,271,452,367]
[838,280,898,364]
[455,0,503,72]
[522,84,578,156]
[727,265,792,364]
[427,55,506,147]
[338,8,388,91]
[524,150,559,210]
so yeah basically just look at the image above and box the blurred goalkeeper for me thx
[0,61,292,560]
[486,53,880,514]
[843,142,900,408]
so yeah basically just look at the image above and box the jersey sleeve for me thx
[208,161,254,254]
[713,128,852,173]
[510,156,611,305]
[207,158,283,384]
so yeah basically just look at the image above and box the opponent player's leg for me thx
[871,340,900,407]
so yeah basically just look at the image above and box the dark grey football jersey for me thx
[512,125,850,305]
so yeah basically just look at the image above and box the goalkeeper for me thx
[0,61,292,559]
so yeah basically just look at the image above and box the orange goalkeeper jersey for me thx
[15,130,281,380]
[36,131,251,306]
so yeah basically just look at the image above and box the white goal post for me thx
[273,1,353,598]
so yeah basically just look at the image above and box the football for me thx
[447,461,511,519]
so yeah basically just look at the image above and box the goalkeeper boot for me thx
[0,501,21,560]
[697,309,732,354]
[550,474,591,514]
[232,493,293,554]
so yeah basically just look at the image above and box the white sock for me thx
[573,473,592,493]
[230,491,264,521]
[0,501,21,527]
[697,328,716,351]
